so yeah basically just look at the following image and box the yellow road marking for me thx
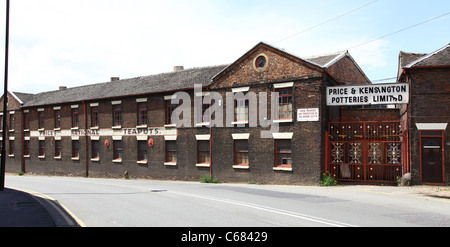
[8,186,86,227]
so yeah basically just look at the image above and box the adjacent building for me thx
[398,43,450,184]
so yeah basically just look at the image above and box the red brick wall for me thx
[406,67,450,185]
[211,44,323,89]
[0,92,24,173]
[327,56,370,85]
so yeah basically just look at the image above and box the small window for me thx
[138,102,148,126]
[9,113,15,131]
[72,140,79,159]
[234,98,249,122]
[166,141,177,163]
[166,102,178,125]
[54,110,61,129]
[197,140,210,164]
[39,140,45,157]
[277,88,293,120]
[256,56,266,68]
[234,140,249,166]
[72,108,79,128]
[91,106,99,127]
[253,54,269,72]
[24,140,30,156]
[138,140,148,162]
[197,98,211,124]
[113,140,122,161]
[55,140,62,158]
[9,140,14,156]
[23,112,30,130]
[113,105,122,127]
[38,111,45,129]
[92,140,99,159]
[275,140,292,168]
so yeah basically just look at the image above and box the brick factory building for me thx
[397,43,450,185]
[1,42,448,185]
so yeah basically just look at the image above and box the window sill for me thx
[164,162,177,166]
[233,165,249,169]
[54,156,61,160]
[273,166,292,171]
[195,122,210,127]
[196,163,210,167]
[54,128,61,131]
[112,126,122,130]
[91,158,100,162]
[8,154,14,158]
[38,128,45,132]
[231,121,248,125]
[164,124,177,128]
[38,155,45,159]
[137,160,148,165]
[71,157,80,161]
[273,119,293,123]
[71,127,79,130]
[112,159,122,163]
[23,155,30,158]
[90,126,99,130]
[136,125,148,129]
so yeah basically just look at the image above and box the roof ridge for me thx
[25,65,230,95]
[137,64,230,79]
[303,50,347,60]
[20,64,228,107]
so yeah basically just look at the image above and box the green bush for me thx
[320,172,337,186]
[200,176,221,184]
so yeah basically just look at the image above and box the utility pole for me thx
[1,0,10,191]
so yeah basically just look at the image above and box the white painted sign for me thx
[297,108,319,122]
[326,83,409,106]
[30,127,177,138]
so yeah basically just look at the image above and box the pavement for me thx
[0,183,449,227]
[0,187,83,227]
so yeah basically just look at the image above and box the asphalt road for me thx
[5,175,450,227]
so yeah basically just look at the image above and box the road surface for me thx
[5,175,450,227]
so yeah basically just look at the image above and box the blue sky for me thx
[0,0,449,93]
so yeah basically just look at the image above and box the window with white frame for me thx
[273,132,293,171]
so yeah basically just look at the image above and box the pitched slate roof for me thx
[304,50,371,84]
[11,92,34,105]
[404,43,450,68]
[303,51,347,68]
[16,65,228,107]
[397,51,427,80]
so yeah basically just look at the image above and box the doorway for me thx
[421,131,444,184]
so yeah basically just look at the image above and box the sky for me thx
[0,0,448,94]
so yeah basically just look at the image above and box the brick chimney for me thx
[173,66,184,72]
[111,77,120,81]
